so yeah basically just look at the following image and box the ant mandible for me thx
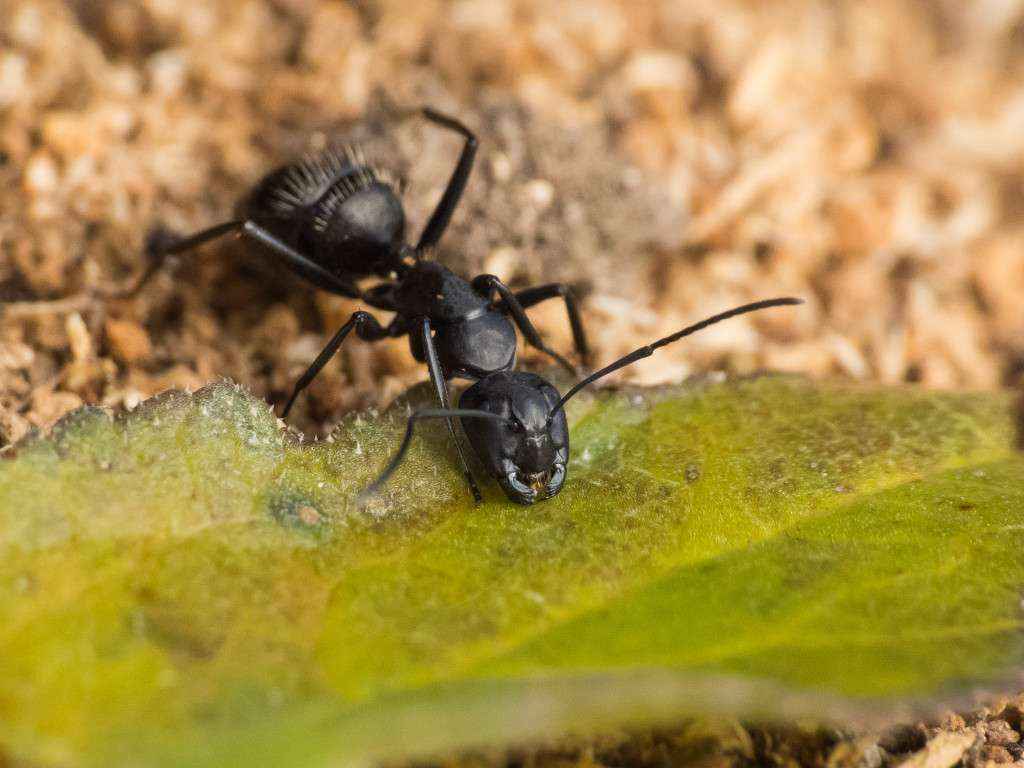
[358,298,803,505]
[112,108,591,504]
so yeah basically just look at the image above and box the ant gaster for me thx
[359,298,803,505]
[113,108,591,504]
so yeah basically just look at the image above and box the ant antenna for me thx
[547,297,803,423]
[358,408,506,503]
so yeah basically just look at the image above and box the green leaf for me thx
[1,376,1022,767]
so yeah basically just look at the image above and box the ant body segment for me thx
[359,298,803,505]
[114,108,591,503]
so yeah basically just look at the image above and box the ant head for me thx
[459,372,569,505]
[457,298,804,504]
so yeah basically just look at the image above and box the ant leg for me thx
[361,282,398,312]
[100,221,243,298]
[357,408,504,504]
[241,222,362,298]
[415,109,478,252]
[471,275,577,375]
[281,311,399,418]
[101,220,362,300]
[419,317,484,504]
[501,283,591,368]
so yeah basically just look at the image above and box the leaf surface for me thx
[0,377,1021,767]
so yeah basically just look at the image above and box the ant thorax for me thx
[396,262,488,322]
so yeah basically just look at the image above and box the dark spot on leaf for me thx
[297,505,321,525]
[653,483,674,500]
[143,614,221,660]
[132,596,221,660]
[267,489,324,532]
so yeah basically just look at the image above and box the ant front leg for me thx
[419,317,484,504]
[500,283,591,368]
[471,275,577,375]
[357,407,505,504]
[415,109,478,252]
[281,311,401,418]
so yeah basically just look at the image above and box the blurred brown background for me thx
[3,0,1024,445]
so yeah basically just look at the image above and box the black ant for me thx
[358,297,802,505]
[111,108,590,503]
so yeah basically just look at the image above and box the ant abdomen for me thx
[241,146,406,279]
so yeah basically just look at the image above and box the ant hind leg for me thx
[99,220,243,299]
[100,219,363,301]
